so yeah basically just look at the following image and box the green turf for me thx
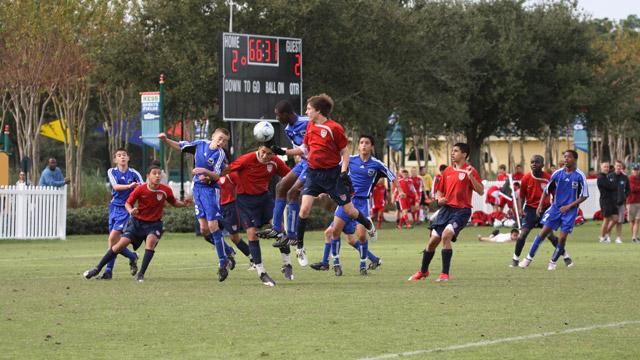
[1,222,639,359]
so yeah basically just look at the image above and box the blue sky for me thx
[526,0,640,20]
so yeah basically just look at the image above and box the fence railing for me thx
[0,185,67,240]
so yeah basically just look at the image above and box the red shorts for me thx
[371,203,385,212]
[399,197,411,210]
[408,196,417,207]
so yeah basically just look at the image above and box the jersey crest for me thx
[207,158,214,165]
[367,169,376,177]
[156,193,163,201]
[267,164,274,173]
[458,172,466,180]
[320,129,328,138]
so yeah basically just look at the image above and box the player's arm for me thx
[283,146,305,157]
[125,186,141,216]
[391,178,406,198]
[559,196,587,214]
[536,192,548,217]
[158,132,181,151]
[466,167,484,195]
[108,170,138,191]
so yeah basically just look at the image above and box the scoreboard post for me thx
[220,32,302,122]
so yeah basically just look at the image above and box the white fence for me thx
[0,185,67,240]
[473,179,601,219]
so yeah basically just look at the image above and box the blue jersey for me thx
[179,140,226,186]
[545,167,589,207]
[284,115,309,147]
[108,167,143,206]
[348,155,395,198]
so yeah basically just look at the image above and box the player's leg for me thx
[285,179,304,243]
[310,225,333,271]
[547,231,569,270]
[135,233,160,282]
[615,206,624,243]
[519,225,553,268]
[292,194,314,250]
[246,226,276,286]
[409,231,441,281]
[328,217,348,276]
[342,201,375,238]
[261,170,298,238]
[83,235,133,279]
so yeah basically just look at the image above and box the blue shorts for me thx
[333,197,370,235]
[123,218,164,250]
[236,193,274,229]
[193,184,222,222]
[302,167,351,206]
[540,205,578,234]
[522,205,547,230]
[220,201,241,235]
[108,204,130,232]
[430,206,471,238]
[292,159,308,182]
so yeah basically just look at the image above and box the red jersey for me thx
[228,152,290,195]
[218,173,239,205]
[512,172,524,181]
[496,173,508,181]
[410,176,423,195]
[126,183,177,222]
[303,119,348,169]
[372,182,387,207]
[432,174,442,195]
[436,164,481,209]
[398,177,417,198]
[627,175,640,204]
[519,172,551,209]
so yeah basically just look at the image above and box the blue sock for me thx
[363,241,379,263]
[551,243,565,262]
[331,238,341,266]
[249,240,262,264]
[223,240,235,255]
[120,247,136,261]
[211,231,227,267]
[321,243,331,265]
[287,202,300,240]
[528,234,544,259]
[359,241,368,269]
[272,198,287,232]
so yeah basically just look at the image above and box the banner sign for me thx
[140,91,161,150]
[573,115,588,153]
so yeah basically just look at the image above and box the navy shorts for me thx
[292,159,308,182]
[302,166,351,206]
[108,204,130,232]
[236,193,274,229]
[333,197,369,235]
[522,205,546,230]
[220,201,241,235]
[430,206,471,238]
[122,218,164,250]
[193,184,222,222]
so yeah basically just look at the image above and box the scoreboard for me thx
[221,32,302,122]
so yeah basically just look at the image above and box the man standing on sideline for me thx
[38,157,70,187]
[597,162,618,243]
[610,160,630,243]
[627,164,640,243]
[420,166,433,223]
[409,143,484,282]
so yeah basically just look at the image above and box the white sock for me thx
[256,263,266,274]
[281,254,291,265]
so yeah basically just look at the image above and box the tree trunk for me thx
[412,134,422,169]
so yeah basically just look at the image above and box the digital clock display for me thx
[221,32,302,122]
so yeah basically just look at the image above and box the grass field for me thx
[1,221,639,359]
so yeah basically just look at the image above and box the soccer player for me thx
[397,169,417,229]
[259,100,309,266]
[309,135,402,275]
[96,148,143,280]
[409,167,424,224]
[478,228,519,243]
[511,155,573,268]
[519,150,588,270]
[371,178,387,229]
[408,143,483,282]
[419,166,433,223]
[227,144,291,286]
[217,172,254,268]
[83,164,191,282]
[158,128,236,282]
[274,94,377,253]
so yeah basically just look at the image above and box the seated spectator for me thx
[512,164,524,181]
[38,157,69,188]
[496,164,508,181]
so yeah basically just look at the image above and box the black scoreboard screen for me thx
[221,32,302,122]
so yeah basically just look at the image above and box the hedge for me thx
[66,203,336,235]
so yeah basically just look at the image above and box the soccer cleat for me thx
[615,237,623,244]
[96,271,113,280]
[436,273,449,282]
[547,261,557,271]
[310,262,329,271]
[227,252,236,270]
[368,258,383,270]
[334,264,343,277]
[281,264,294,280]
[360,268,368,276]
[367,221,378,242]
[272,234,290,248]
[247,261,257,271]
[296,248,308,266]
[218,262,229,282]
[259,272,276,287]
[83,268,99,280]
[408,270,429,281]
[510,259,519,268]
[134,273,144,282]
[564,257,574,267]
[129,253,139,276]
[633,238,639,244]
[518,257,532,268]
[257,228,283,239]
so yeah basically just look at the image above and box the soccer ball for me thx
[493,219,503,228]
[253,121,275,142]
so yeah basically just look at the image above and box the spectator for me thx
[627,164,640,243]
[38,157,69,188]
[496,164,508,181]
[16,171,30,186]
[610,160,630,243]
[512,164,524,181]
[587,167,598,179]
[597,162,617,243]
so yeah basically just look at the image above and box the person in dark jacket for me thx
[610,160,630,243]
[598,162,617,243]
